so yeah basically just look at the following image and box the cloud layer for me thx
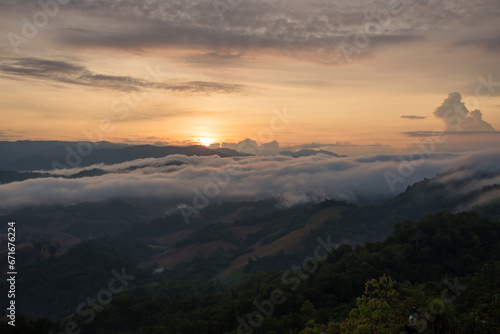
[1,149,499,212]
[3,0,499,64]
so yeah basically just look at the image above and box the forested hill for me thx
[2,211,498,333]
[80,212,500,334]
[1,163,499,333]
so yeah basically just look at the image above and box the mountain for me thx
[77,212,500,334]
[0,141,239,171]
[0,170,52,184]
[214,147,252,156]
[3,164,498,280]
[279,149,347,157]
[1,159,500,329]
[0,140,129,166]
[3,211,499,332]
[379,168,500,223]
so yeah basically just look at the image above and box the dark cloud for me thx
[161,81,249,95]
[182,52,244,67]
[36,1,432,64]
[433,92,496,131]
[0,57,142,90]
[3,1,499,64]
[405,131,500,137]
[401,115,427,120]
[290,142,376,149]
[454,35,500,52]
[56,25,423,65]
[0,57,250,95]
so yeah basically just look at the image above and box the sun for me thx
[198,137,214,146]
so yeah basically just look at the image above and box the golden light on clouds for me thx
[0,1,499,155]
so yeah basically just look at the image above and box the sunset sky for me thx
[1,0,499,155]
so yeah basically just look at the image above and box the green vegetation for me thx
[0,236,158,320]
[81,212,500,333]
[2,169,500,334]
[2,211,498,333]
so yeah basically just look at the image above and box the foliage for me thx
[72,212,500,333]
[338,275,400,334]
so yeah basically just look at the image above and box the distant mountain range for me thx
[3,162,499,271]
[279,149,347,157]
[0,141,344,171]
[213,147,252,157]
[1,152,499,321]
[0,141,236,171]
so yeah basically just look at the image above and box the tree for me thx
[339,274,400,334]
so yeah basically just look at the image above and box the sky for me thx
[1,0,500,155]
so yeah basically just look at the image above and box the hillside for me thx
[1,164,499,332]
[6,211,495,333]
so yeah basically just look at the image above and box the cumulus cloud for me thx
[1,149,500,212]
[209,143,221,149]
[222,138,280,156]
[433,92,496,131]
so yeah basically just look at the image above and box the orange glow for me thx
[198,137,214,146]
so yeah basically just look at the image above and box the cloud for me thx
[222,138,280,156]
[284,141,386,149]
[404,131,500,137]
[459,186,500,212]
[182,52,244,68]
[430,148,500,211]
[280,141,393,156]
[277,191,314,208]
[0,57,146,91]
[2,0,499,67]
[209,143,221,149]
[433,92,496,131]
[289,142,346,150]
[52,9,423,62]
[0,128,25,139]
[401,115,426,120]
[2,149,500,212]
[0,57,250,95]
[2,0,448,65]
[454,35,500,52]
